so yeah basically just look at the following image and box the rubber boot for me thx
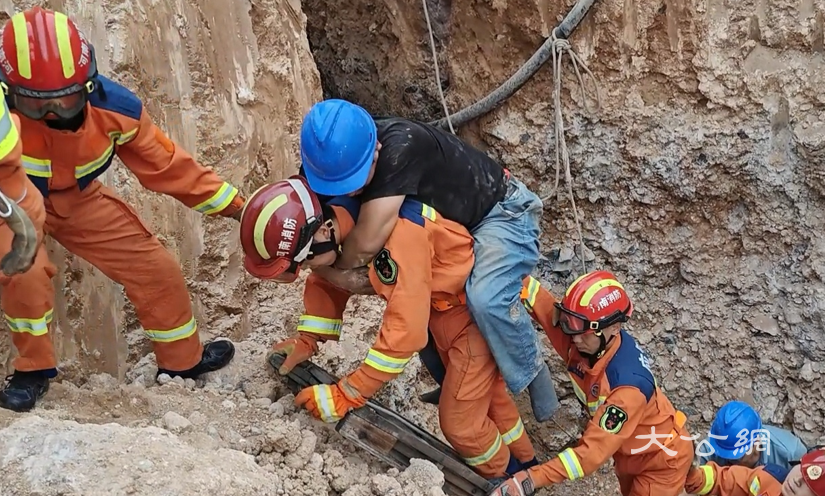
[156,340,235,380]
[527,361,559,422]
[0,369,51,412]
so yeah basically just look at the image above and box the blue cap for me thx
[299,99,378,196]
[708,401,763,460]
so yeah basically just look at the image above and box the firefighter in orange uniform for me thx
[684,447,825,496]
[491,272,694,495]
[239,176,539,480]
[0,7,242,412]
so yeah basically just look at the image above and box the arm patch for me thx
[373,248,398,285]
[599,405,628,434]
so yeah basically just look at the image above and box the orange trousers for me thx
[0,180,203,372]
[613,426,694,496]
[429,304,536,479]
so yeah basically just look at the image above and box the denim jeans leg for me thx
[466,178,559,421]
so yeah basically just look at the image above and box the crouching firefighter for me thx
[239,176,539,481]
[490,272,694,496]
[0,7,241,412]
[684,446,825,496]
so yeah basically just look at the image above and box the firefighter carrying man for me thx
[685,446,825,496]
[296,98,559,422]
[0,7,242,412]
[490,272,695,496]
[239,176,540,481]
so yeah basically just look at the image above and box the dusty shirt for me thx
[360,117,507,229]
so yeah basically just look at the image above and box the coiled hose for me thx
[428,0,598,130]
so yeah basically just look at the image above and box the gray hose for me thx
[428,0,598,130]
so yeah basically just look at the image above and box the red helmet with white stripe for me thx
[556,270,634,336]
[239,175,327,283]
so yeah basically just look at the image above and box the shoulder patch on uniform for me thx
[373,248,398,285]
[599,405,628,434]
[88,75,143,121]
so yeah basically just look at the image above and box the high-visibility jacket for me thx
[685,462,783,496]
[9,75,243,217]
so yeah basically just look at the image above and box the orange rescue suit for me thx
[685,462,783,496]
[519,276,694,495]
[297,196,536,479]
[3,75,244,373]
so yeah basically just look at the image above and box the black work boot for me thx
[419,386,442,405]
[0,370,50,412]
[156,340,235,380]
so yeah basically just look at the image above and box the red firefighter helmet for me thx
[802,448,825,496]
[556,270,634,335]
[240,176,325,283]
[0,7,99,120]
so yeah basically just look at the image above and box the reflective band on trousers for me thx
[364,349,411,374]
[0,97,20,161]
[297,315,342,338]
[749,477,761,496]
[5,309,54,336]
[697,465,715,495]
[501,418,525,445]
[193,182,239,215]
[313,384,343,423]
[464,432,504,467]
[559,448,584,480]
[520,276,541,312]
[144,316,197,343]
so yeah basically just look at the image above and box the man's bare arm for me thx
[335,195,405,269]
[312,266,377,295]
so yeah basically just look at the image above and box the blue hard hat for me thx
[299,99,378,196]
[708,401,763,460]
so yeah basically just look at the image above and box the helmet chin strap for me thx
[305,219,339,261]
[580,331,616,366]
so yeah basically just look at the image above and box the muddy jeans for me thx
[465,177,559,421]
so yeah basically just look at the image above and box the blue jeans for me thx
[465,177,544,394]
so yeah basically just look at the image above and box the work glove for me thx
[294,376,368,423]
[488,471,535,496]
[270,332,320,375]
[0,192,38,276]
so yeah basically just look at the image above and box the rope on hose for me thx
[541,28,602,275]
[422,0,456,134]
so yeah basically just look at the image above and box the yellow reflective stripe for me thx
[464,432,503,467]
[144,317,197,343]
[558,448,584,480]
[11,13,30,80]
[420,204,436,221]
[521,276,540,311]
[53,12,75,79]
[501,418,525,445]
[193,182,239,215]
[0,98,19,161]
[364,349,411,374]
[579,278,625,307]
[22,155,52,178]
[251,192,287,258]
[749,476,760,496]
[297,315,342,338]
[568,377,607,415]
[697,465,715,495]
[313,384,342,422]
[74,131,137,179]
[5,309,54,336]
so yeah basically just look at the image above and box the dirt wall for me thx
[0,0,322,379]
[304,0,825,445]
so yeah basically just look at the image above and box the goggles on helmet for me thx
[555,303,632,336]
[6,80,94,121]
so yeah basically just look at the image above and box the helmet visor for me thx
[243,255,301,283]
[13,92,87,120]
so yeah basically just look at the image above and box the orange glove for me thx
[684,466,709,494]
[294,376,368,423]
[270,333,320,375]
[489,471,536,496]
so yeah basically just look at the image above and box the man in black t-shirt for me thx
[297,99,560,422]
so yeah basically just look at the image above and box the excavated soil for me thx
[1,0,823,494]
